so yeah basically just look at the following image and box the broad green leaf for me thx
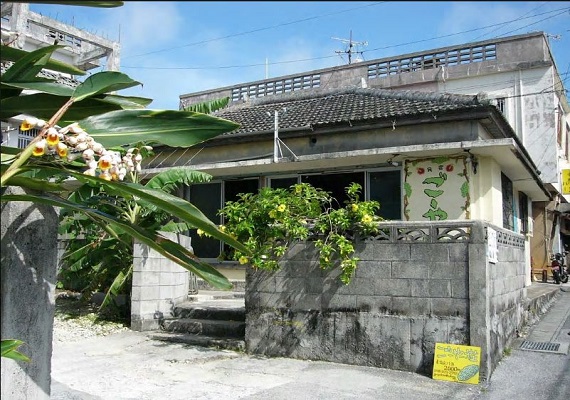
[1,93,125,121]
[1,45,65,83]
[184,97,230,114]
[18,1,124,7]
[0,45,86,75]
[2,146,21,164]
[99,94,153,109]
[72,71,142,102]
[159,221,193,233]
[1,193,232,289]
[12,165,248,254]
[145,168,212,192]
[4,176,68,192]
[100,264,132,311]
[79,109,240,148]
[1,339,30,362]
[1,81,75,97]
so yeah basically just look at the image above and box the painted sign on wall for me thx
[404,156,470,221]
[432,342,481,384]
[562,169,570,195]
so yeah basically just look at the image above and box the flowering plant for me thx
[219,182,383,284]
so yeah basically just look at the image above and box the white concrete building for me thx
[178,31,570,272]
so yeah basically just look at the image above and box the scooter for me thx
[550,252,569,284]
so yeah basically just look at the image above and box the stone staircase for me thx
[148,291,246,351]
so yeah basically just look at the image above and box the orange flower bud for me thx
[46,128,60,146]
[20,117,38,131]
[32,139,47,156]
[98,156,112,170]
[57,142,68,158]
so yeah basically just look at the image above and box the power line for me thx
[470,1,549,42]
[121,6,569,71]
[122,1,388,59]
[490,8,570,38]
[362,6,569,55]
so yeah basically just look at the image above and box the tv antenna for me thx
[332,30,368,65]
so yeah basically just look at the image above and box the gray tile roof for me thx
[214,87,491,136]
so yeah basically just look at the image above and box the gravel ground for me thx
[53,291,130,343]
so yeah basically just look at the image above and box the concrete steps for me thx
[148,291,246,352]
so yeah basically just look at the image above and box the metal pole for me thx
[273,110,279,162]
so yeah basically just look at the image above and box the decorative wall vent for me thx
[231,74,321,101]
[367,44,497,79]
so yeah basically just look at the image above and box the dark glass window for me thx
[185,182,222,258]
[502,173,514,231]
[224,179,259,203]
[369,170,401,220]
[270,177,299,190]
[301,172,365,208]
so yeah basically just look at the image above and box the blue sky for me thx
[29,1,570,110]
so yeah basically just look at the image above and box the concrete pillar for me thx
[1,187,60,400]
[468,221,491,382]
[9,2,28,50]
[106,42,121,71]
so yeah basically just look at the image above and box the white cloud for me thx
[103,2,184,58]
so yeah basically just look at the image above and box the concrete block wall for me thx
[487,228,526,372]
[246,221,474,375]
[1,187,60,400]
[245,221,527,379]
[131,233,190,331]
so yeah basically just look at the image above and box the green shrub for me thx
[218,182,383,284]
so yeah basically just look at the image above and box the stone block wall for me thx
[245,221,527,380]
[246,221,474,375]
[487,228,527,372]
[130,233,190,331]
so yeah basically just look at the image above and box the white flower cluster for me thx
[20,116,151,181]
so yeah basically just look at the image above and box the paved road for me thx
[51,287,569,400]
[478,287,570,400]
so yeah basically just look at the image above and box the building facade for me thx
[177,31,569,274]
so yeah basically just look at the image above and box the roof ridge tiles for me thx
[225,86,487,111]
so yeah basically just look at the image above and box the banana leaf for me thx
[1,193,233,289]
[1,45,65,83]
[72,72,141,102]
[1,339,30,362]
[0,45,86,76]
[5,166,248,254]
[0,93,125,121]
[79,109,240,148]
[145,168,212,192]
[184,97,230,114]
[7,1,123,7]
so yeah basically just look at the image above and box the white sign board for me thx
[487,227,498,264]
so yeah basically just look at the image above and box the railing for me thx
[367,220,475,243]
[367,44,497,79]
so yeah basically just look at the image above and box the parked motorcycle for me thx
[550,252,569,284]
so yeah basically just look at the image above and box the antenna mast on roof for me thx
[332,30,368,65]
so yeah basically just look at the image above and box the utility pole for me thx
[332,30,368,65]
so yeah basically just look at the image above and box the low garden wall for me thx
[130,233,191,331]
[245,220,527,381]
